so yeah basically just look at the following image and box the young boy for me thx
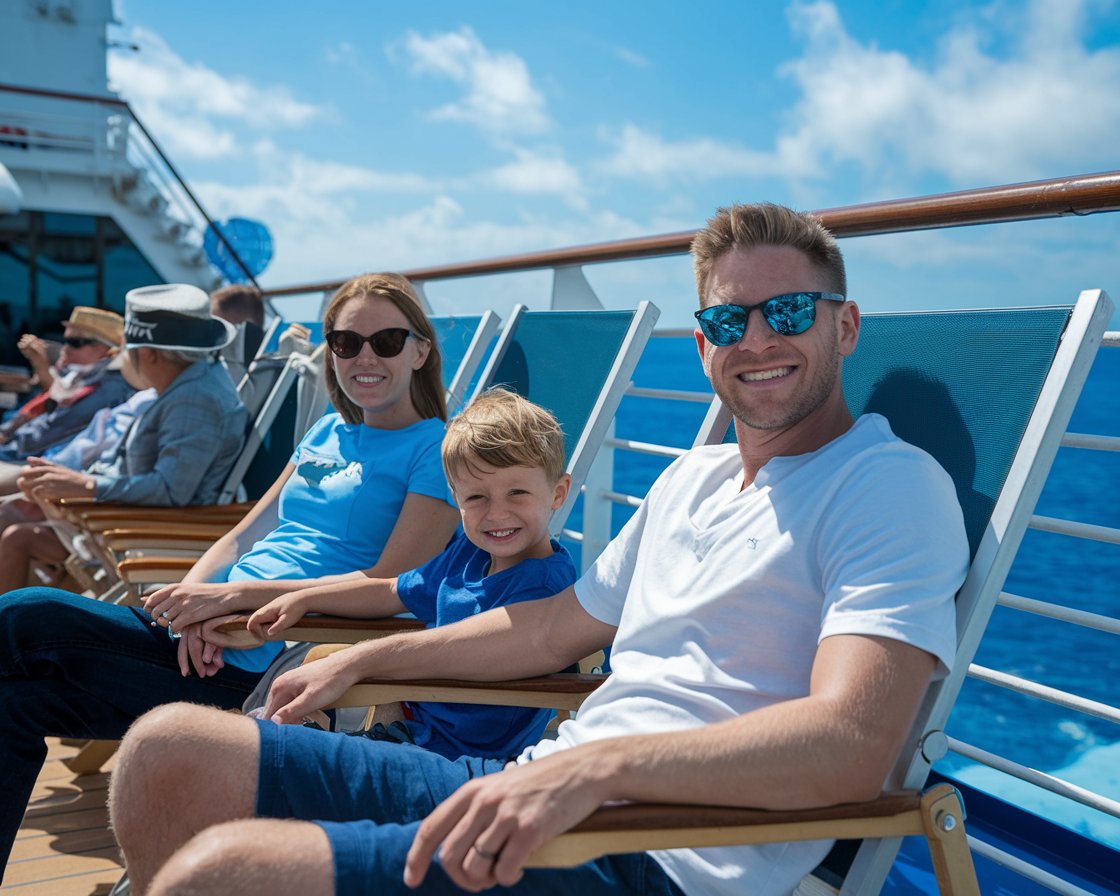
[244,387,576,760]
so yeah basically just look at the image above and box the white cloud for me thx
[480,149,586,208]
[597,123,795,181]
[597,0,1120,188]
[778,0,1120,184]
[400,27,550,135]
[614,46,650,69]
[108,27,324,159]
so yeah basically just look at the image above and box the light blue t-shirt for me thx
[395,528,576,759]
[225,413,453,671]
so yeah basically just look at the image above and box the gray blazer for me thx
[91,359,248,505]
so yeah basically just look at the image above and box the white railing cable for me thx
[966,836,1100,896]
[605,437,687,460]
[601,490,644,509]
[626,386,714,404]
[1061,432,1120,451]
[1028,515,1120,545]
[967,664,1120,725]
[998,591,1120,636]
[947,737,1120,819]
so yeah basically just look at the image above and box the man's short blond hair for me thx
[442,388,566,489]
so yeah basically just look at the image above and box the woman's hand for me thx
[176,622,225,678]
[143,581,244,630]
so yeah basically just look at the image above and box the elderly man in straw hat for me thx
[0,284,249,592]
[0,307,133,478]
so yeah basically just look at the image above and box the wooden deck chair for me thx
[316,291,1113,896]
[212,301,660,647]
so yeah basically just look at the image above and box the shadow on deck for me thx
[3,739,123,895]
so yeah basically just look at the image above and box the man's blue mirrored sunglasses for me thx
[694,292,846,344]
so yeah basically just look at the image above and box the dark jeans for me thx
[0,587,264,877]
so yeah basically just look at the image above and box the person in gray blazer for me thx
[0,284,249,591]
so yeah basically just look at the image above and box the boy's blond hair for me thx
[442,388,566,488]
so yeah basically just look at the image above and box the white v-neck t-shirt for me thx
[520,414,968,896]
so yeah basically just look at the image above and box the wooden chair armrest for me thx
[525,784,979,896]
[211,615,428,648]
[76,504,252,527]
[333,672,606,713]
[115,556,196,585]
[100,529,229,552]
[527,790,925,866]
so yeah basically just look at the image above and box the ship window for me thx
[0,210,162,367]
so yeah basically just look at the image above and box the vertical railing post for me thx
[578,420,616,573]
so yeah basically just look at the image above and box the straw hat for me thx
[65,307,124,347]
[123,284,236,351]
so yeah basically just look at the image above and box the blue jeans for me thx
[257,722,686,896]
[0,587,264,877]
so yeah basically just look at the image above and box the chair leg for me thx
[63,739,120,775]
[920,784,980,896]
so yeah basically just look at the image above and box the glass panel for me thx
[0,212,32,368]
[35,211,98,334]
[101,217,160,314]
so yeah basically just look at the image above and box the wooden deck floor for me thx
[2,739,123,895]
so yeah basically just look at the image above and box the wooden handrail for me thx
[262,170,1120,298]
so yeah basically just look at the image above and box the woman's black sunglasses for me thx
[325,328,422,359]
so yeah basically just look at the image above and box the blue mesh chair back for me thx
[433,315,484,389]
[474,303,659,530]
[716,307,1072,558]
[843,307,1070,558]
[481,309,641,464]
[221,355,306,502]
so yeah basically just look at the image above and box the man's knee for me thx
[111,703,258,835]
[148,823,249,896]
[149,820,334,896]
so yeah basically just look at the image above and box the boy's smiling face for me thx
[451,461,570,575]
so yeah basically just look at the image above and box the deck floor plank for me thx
[2,740,123,896]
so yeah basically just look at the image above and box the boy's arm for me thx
[263,586,615,723]
[246,576,408,639]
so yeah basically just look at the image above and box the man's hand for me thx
[17,458,96,500]
[142,581,243,630]
[247,592,308,640]
[404,754,607,891]
[262,649,363,724]
[17,334,50,367]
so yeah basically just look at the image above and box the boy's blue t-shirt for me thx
[395,528,577,759]
[224,413,453,672]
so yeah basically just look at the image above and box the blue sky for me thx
[108,0,1120,325]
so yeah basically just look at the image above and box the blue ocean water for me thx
[598,336,1120,849]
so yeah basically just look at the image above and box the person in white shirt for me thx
[109,202,968,896]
